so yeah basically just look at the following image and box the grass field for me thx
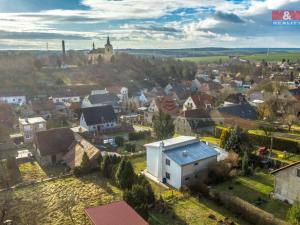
[181,52,300,63]
[0,173,121,225]
[213,172,290,220]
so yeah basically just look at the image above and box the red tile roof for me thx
[190,94,214,108]
[85,201,148,225]
[155,96,178,115]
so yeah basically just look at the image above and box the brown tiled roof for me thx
[35,128,75,156]
[63,136,100,169]
[155,96,178,115]
[190,94,214,108]
[85,201,148,225]
[271,161,300,174]
[183,108,211,119]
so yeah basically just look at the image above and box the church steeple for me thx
[107,36,110,45]
[92,42,95,50]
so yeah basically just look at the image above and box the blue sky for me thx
[0,0,300,49]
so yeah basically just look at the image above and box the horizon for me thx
[0,0,300,50]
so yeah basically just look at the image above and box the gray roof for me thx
[164,141,218,166]
[218,103,258,120]
[88,48,105,54]
[88,93,119,105]
[81,105,117,126]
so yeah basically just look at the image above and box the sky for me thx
[0,0,300,50]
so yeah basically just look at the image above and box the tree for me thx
[220,128,230,149]
[101,155,112,178]
[0,124,9,143]
[153,109,174,140]
[115,158,127,186]
[79,152,92,174]
[115,136,124,147]
[123,184,149,219]
[284,114,298,132]
[118,161,136,189]
[241,151,251,176]
[225,126,251,156]
[287,202,300,225]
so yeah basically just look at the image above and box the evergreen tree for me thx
[287,202,300,225]
[115,158,127,187]
[225,126,251,155]
[220,129,230,149]
[119,161,136,189]
[138,175,155,205]
[79,152,92,174]
[153,109,174,140]
[241,151,251,176]
[101,155,111,178]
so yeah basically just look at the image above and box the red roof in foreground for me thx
[85,201,149,225]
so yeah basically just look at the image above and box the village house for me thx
[34,127,75,166]
[81,90,120,112]
[211,103,258,129]
[85,201,148,225]
[144,96,178,124]
[50,91,80,104]
[183,94,214,111]
[80,105,118,132]
[87,37,113,64]
[271,161,300,204]
[0,91,26,105]
[63,134,101,170]
[174,109,215,136]
[107,86,129,102]
[19,117,47,143]
[145,136,219,189]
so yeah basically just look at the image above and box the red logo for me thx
[272,10,300,20]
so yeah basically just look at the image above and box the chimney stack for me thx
[62,40,66,57]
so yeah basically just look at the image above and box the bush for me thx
[115,136,124,147]
[287,202,300,225]
[188,180,210,197]
[248,133,300,154]
[215,191,290,225]
[125,143,136,152]
[129,131,151,141]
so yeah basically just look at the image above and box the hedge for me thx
[129,131,151,141]
[212,191,290,225]
[215,126,300,154]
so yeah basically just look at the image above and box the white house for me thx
[0,94,26,105]
[80,105,118,132]
[145,136,219,189]
[19,117,47,143]
[50,92,80,104]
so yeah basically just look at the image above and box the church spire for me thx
[107,36,110,45]
[92,42,95,50]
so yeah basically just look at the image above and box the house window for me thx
[297,169,300,177]
[194,162,198,166]
[185,177,190,181]
[166,172,170,179]
[166,159,170,166]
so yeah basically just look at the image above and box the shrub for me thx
[287,202,300,225]
[115,136,124,147]
[206,161,232,185]
[188,180,210,197]
[125,143,136,152]
[215,191,289,225]
[129,131,151,141]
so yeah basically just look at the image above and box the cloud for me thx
[215,11,245,23]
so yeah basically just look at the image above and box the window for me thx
[185,177,190,181]
[166,172,170,179]
[297,169,300,178]
[38,123,44,129]
[166,159,170,166]
[194,162,198,166]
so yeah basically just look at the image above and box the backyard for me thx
[213,171,290,220]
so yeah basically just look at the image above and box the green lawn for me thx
[213,172,290,220]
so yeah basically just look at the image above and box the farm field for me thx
[181,52,300,63]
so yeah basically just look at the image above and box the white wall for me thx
[147,146,161,179]
[163,155,182,189]
[0,96,26,105]
[52,96,80,103]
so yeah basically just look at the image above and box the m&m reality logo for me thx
[272,10,300,25]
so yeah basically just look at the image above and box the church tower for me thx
[105,36,113,55]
